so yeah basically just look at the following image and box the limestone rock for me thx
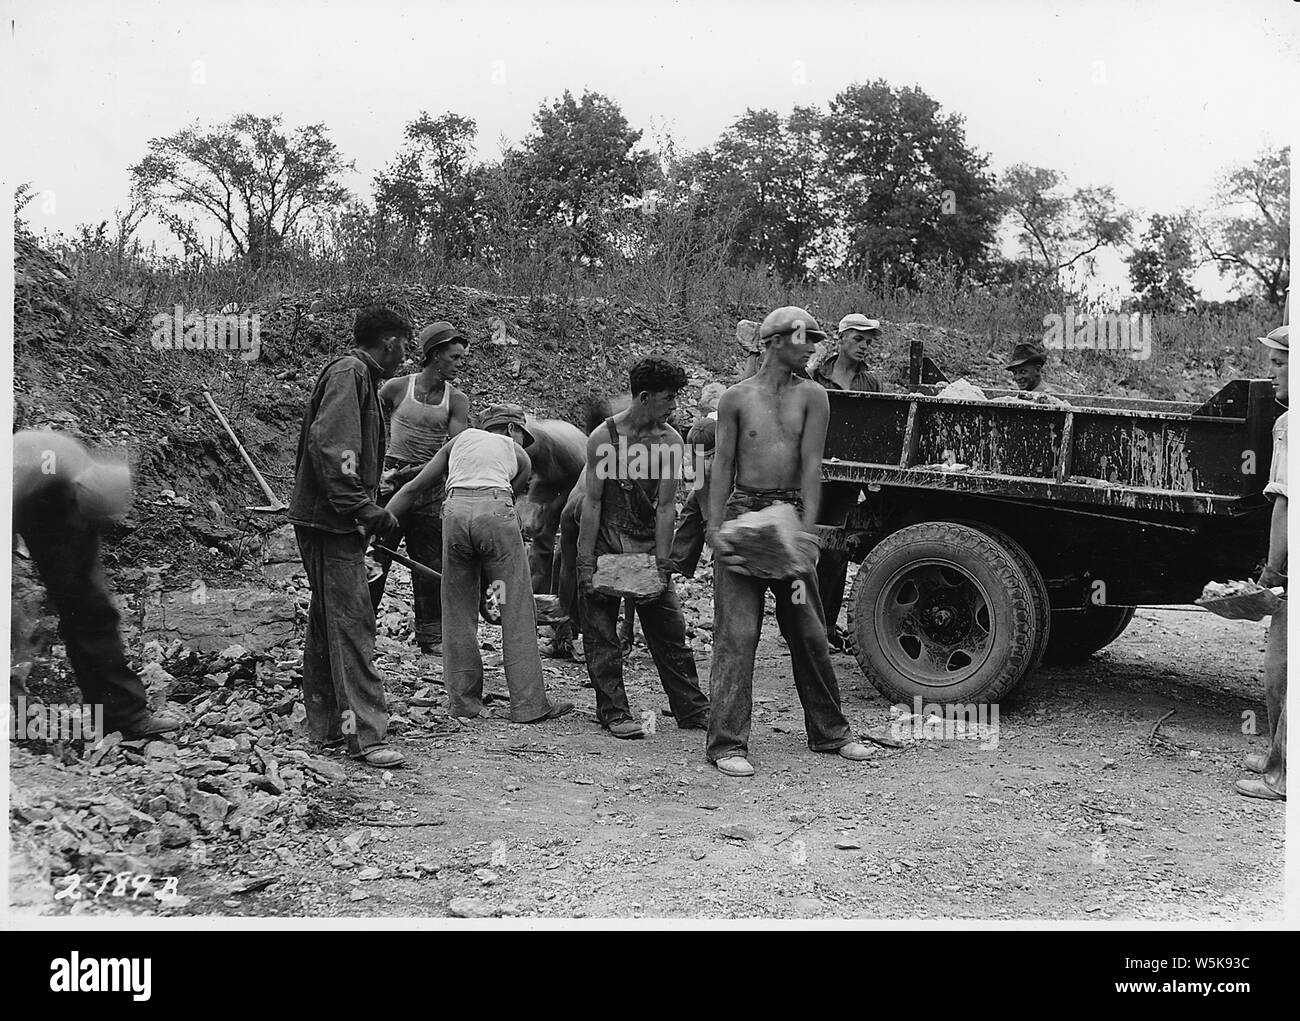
[717,504,805,579]
[142,587,296,653]
[593,553,663,599]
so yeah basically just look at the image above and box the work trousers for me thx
[706,488,852,762]
[296,526,390,756]
[582,583,709,728]
[369,463,443,646]
[1263,600,1287,796]
[15,484,150,732]
[441,489,550,722]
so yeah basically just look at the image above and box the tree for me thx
[999,163,1132,289]
[1198,146,1290,309]
[694,107,829,281]
[512,90,654,264]
[374,112,481,260]
[1128,213,1199,312]
[130,113,352,267]
[820,80,1001,287]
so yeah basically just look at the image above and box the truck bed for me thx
[822,379,1278,517]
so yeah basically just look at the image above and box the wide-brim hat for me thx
[1006,341,1047,368]
[417,321,469,362]
[1258,325,1289,350]
[480,403,535,447]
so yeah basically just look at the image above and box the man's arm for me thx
[798,382,830,532]
[1262,495,1288,586]
[654,427,684,568]
[378,376,402,435]
[577,433,606,589]
[510,444,532,495]
[707,390,739,541]
[448,389,470,438]
[386,436,456,519]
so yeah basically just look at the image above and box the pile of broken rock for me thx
[8,640,349,914]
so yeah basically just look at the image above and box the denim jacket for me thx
[288,348,387,534]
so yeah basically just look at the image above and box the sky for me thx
[5,0,1298,298]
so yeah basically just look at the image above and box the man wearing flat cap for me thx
[387,404,573,725]
[1005,341,1058,393]
[370,321,471,656]
[1237,323,1288,802]
[705,306,876,778]
[810,312,884,651]
[811,313,884,394]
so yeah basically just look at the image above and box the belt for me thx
[448,486,513,497]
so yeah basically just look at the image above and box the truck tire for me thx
[1043,606,1136,664]
[949,520,1050,673]
[848,521,1043,705]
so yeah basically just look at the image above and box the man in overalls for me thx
[371,321,470,655]
[577,357,711,738]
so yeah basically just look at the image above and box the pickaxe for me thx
[202,388,289,512]
[374,545,442,582]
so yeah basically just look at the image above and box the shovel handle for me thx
[202,388,287,511]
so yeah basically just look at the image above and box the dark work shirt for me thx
[811,354,882,393]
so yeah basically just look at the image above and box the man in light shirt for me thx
[387,404,574,725]
[1237,324,1287,801]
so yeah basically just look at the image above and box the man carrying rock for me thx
[706,307,875,777]
[810,312,884,652]
[12,431,180,739]
[578,357,711,738]
[387,404,573,725]
[1238,324,1287,801]
[289,305,407,769]
[370,320,470,656]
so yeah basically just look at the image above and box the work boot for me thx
[605,718,644,739]
[715,756,755,777]
[524,700,574,723]
[836,741,876,761]
[1234,777,1284,800]
[1244,752,1268,774]
[360,747,406,769]
[119,713,182,739]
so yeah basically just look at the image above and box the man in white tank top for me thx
[372,321,470,654]
[387,404,574,724]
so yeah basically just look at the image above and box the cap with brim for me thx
[418,321,469,362]
[838,313,881,335]
[480,404,535,447]
[1258,325,1289,350]
[759,306,827,344]
[1005,342,1047,369]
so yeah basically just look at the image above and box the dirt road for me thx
[28,587,1269,923]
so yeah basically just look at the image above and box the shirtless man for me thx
[705,306,874,777]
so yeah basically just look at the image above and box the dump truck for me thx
[819,358,1279,706]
